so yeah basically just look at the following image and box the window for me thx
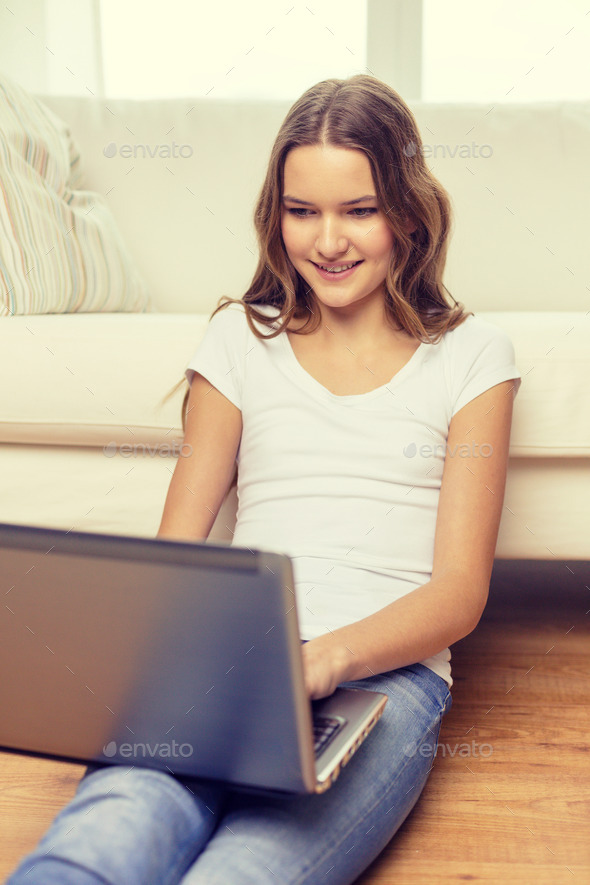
[1,0,587,101]
[422,0,589,102]
[99,1,368,100]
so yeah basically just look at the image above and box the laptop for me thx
[0,521,387,795]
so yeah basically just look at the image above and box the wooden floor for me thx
[1,559,589,884]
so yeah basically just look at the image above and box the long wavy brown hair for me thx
[171,73,472,434]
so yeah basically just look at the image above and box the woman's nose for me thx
[315,218,349,258]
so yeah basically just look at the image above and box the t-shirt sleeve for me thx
[184,304,246,410]
[450,317,522,418]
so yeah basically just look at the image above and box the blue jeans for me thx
[6,663,452,885]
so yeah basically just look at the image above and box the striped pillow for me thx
[0,74,151,316]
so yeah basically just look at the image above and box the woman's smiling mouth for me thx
[312,260,364,280]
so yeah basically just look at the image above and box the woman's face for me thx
[281,144,396,317]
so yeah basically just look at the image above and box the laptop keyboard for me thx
[313,715,345,756]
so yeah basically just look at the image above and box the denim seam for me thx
[149,778,222,885]
[13,857,116,885]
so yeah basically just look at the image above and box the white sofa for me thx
[1,95,589,559]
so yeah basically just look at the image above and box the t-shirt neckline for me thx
[280,330,429,404]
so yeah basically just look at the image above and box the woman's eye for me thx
[350,208,377,218]
[287,207,377,218]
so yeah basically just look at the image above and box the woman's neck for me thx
[288,297,406,351]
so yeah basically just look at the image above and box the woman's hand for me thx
[301,636,352,700]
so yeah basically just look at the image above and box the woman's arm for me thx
[303,378,517,699]
[157,374,242,541]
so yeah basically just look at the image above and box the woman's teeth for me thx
[318,262,359,273]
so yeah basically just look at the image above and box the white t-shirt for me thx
[186,302,522,688]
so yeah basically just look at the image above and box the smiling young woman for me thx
[8,74,522,885]
[279,142,421,394]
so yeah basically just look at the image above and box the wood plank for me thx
[361,860,590,884]
[0,753,83,880]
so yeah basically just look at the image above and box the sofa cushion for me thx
[2,444,587,558]
[0,311,588,458]
[0,314,206,446]
[482,311,590,457]
[0,74,150,316]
